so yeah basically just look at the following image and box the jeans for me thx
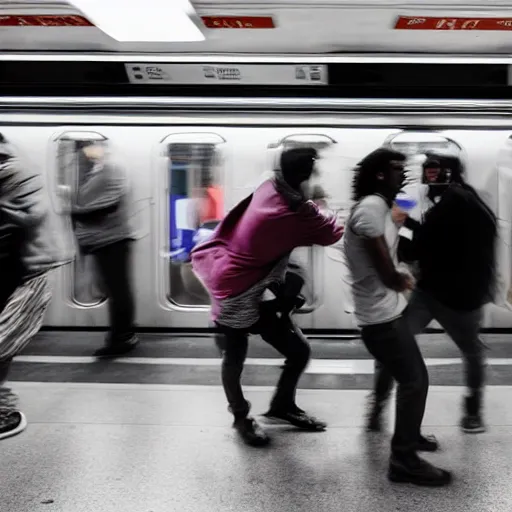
[362,316,429,456]
[373,288,485,405]
[214,302,311,420]
[92,239,136,344]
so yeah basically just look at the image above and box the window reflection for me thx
[167,142,224,306]
[383,131,464,187]
[55,134,109,306]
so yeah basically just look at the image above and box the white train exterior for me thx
[1,96,512,331]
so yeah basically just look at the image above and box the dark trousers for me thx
[362,316,429,456]
[373,288,485,405]
[92,240,136,344]
[215,303,311,419]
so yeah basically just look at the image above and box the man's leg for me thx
[366,360,394,431]
[361,317,451,486]
[367,290,433,432]
[93,240,138,358]
[254,303,325,431]
[430,299,486,433]
[214,324,269,447]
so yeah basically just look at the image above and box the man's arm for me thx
[72,163,126,215]
[298,201,344,247]
[404,216,421,231]
[352,198,411,292]
[0,161,47,228]
[364,236,411,291]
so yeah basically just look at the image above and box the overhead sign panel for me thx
[0,15,93,26]
[125,64,328,86]
[395,16,512,31]
[202,16,275,29]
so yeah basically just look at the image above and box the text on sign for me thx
[395,16,512,30]
[201,16,274,29]
[0,15,93,27]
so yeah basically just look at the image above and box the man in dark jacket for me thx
[367,154,497,435]
[72,141,138,358]
[0,134,69,440]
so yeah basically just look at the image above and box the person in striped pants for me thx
[0,135,72,440]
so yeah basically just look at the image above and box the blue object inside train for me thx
[169,162,195,262]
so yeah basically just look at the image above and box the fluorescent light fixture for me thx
[68,0,205,42]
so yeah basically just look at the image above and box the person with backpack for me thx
[191,147,343,447]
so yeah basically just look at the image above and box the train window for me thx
[383,131,464,186]
[383,131,462,157]
[161,133,226,307]
[268,133,337,151]
[266,133,337,313]
[53,131,109,307]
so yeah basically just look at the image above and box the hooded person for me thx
[191,147,343,447]
[0,134,74,440]
[368,153,497,436]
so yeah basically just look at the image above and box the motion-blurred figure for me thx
[72,141,137,358]
[343,148,451,486]
[191,148,343,447]
[368,154,497,435]
[0,135,71,440]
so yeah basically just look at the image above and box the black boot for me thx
[461,393,485,434]
[389,453,452,487]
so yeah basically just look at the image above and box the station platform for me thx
[3,332,512,511]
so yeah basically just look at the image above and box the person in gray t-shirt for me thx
[344,194,407,327]
[343,148,451,487]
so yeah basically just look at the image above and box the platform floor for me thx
[3,384,512,512]
[3,332,512,511]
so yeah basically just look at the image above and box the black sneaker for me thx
[389,455,452,487]
[94,335,139,359]
[461,395,486,434]
[417,434,439,452]
[0,411,27,440]
[264,407,327,431]
[233,417,270,447]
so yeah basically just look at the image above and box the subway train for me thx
[2,95,512,332]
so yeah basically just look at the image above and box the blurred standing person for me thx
[191,148,343,447]
[343,147,451,486]
[368,155,497,434]
[72,141,137,358]
[0,135,71,440]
